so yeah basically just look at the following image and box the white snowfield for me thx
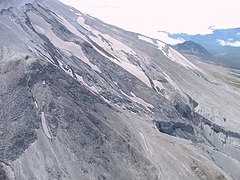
[28,12,101,73]
[157,42,204,72]
[77,16,152,88]
[167,47,204,72]
[57,14,88,42]
[138,36,204,73]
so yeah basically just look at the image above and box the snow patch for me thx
[75,13,81,16]
[153,80,165,93]
[167,47,202,71]
[33,24,45,34]
[120,90,154,111]
[34,101,38,109]
[75,74,100,94]
[156,40,168,56]
[119,61,152,87]
[58,61,101,94]
[90,33,137,63]
[40,112,52,139]
[157,40,166,50]
[130,92,154,109]
[86,42,152,88]
[162,72,178,90]
[77,16,151,87]
[28,12,101,73]
[58,61,75,78]
[156,40,203,72]
[140,132,152,156]
[101,96,111,104]
[77,16,91,31]
[138,35,153,44]
[162,71,188,100]
[57,14,87,41]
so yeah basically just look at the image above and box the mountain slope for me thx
[174,40,213,59]
[167,28,240,69]
[0,0,240,179]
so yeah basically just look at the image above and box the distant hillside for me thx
[166,28,240,69]
[174,41,213,59]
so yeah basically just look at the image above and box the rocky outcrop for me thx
[155,121,196,141]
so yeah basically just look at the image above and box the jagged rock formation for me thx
[0,0,240,179]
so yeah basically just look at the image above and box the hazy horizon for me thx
[59,0,240,44]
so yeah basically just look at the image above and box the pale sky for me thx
[59,0,240,43]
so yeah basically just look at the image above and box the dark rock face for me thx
[155,121,196,141]
[174,102,192,119]
[156,121,174,135]
[0,59,39,161]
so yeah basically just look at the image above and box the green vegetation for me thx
[209,71,240,88]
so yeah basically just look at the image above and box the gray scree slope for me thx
[0,0,240,179]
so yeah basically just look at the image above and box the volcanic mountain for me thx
[0,0,240,179]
